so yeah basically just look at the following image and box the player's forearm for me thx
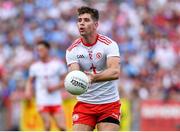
[59,81,65,88]
[68,63,80,72]
[53,81,64,89]
[25,81,33,98]
[48,81,65,93]
[91,68,120,83]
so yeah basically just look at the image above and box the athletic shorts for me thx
[37,105,62,114]
[72,100,121,127]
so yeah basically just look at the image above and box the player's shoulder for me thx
[30,60,41,69]
[67,37,82,52]
[31,60,40,66]
[51,57,65,65]
[98,34,116,45]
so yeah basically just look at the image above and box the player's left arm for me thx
[89,56,120,83]
[48,73,67,93]
[88,40,120,83]
[48,61,67,93]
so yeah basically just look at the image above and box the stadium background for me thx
[0,0,179,131]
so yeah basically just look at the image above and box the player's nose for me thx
[80,22,84,26]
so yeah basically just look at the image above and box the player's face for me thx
[37,45,49,60]
[77,13,98,36]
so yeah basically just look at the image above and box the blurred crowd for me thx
[0,0,179,130]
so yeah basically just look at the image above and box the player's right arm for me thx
[25,64,36,100]
[25,76,34,100]
[68,63,80,72]
[66,47,80,72]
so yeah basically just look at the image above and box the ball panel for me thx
[64,70,89,95]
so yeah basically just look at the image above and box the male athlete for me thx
[25,41,66,131]
[66,6,121,131]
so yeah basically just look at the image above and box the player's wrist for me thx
[90,74,98,83]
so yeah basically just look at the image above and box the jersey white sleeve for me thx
[29,65,36,77]
[58,61,67,75]
[66,50,78,66]
[106,41,120,57]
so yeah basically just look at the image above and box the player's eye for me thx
[78,18,82,22]
[84,18,90,22]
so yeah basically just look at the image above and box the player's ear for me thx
[94,21,98,29]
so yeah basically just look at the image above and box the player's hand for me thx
[24,92,32,100]
[47,86,57,93]
[84,71,95,83]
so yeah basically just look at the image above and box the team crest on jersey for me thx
[77,54,85,59]
[96,52,102,59]
[72,114,79,121]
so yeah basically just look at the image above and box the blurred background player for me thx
[25,41,67,131]
[66,6,121,131]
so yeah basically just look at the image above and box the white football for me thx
[64,70,89,95]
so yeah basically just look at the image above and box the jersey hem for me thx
[76,98,120,104]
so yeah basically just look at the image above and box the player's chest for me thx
[35,64,59,78]
[76,48,106,64]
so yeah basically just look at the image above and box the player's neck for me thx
[41,56,51,63]
[81,33,98,47]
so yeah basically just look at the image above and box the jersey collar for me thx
[81,34,99,47]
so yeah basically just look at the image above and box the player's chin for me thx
[80,33,86,37]
[79,31,86,36]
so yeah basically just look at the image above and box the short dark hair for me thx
[37,40,51,49]
[77,6,99,21]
